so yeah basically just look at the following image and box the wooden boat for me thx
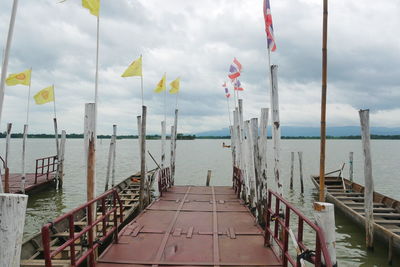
[311,174,400,256]
[20,169,156,267]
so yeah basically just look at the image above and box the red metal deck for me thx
[2,173,56,194]
[96,186,282,267]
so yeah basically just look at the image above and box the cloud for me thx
[1,0,399,135]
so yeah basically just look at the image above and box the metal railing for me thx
[158,167,171,195]
[41,189,123,267]
[265,189,333,267]
[35,155,58,183]
[232,166,242,198]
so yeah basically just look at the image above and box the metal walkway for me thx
[96,186,282,266]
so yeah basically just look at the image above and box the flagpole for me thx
[175,91,179,110]
[227,96,232,127]
[26,68,32,125]
[0,0,19,125]
[94,14,100,124]
[164,75,166,123]
[140,54,144,106]
[53,85,57,119]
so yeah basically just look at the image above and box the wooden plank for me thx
[374,220,400,225]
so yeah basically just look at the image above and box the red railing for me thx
[41,189,123,267]
[232,166,242,198]
[35,155,58,183]
[265,189,333,267]
[158,167,171,196]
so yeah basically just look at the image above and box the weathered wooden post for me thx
[258,108,269,224]
[270,65,283,196]
[245,120,256,207]
[349,151,354,182]
[139,106,147,211]
[250,118,261,219]
[161,120,166,168]
[4,123,12,193]
[84,103,96,202]
[105,125,116,191]
[298,151,304,194]
[359,109,374,249]
[290,152,294,190]
[58,130,66,188]
[313,202,337,266]
[206,170,212,186]
[0,193,28,267]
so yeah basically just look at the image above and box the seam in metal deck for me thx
[97,186,282,267]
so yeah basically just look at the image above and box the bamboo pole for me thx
[349,151,354,182]
[298,151,304,194]
[84,103,96,201]
[319,0,329,202]
[21,124,28,193]
[139,106,147,211]
[0,0,19,124]
[270,65,283,196]
[0,193,28,267]
[290,152,294,190]
[58,130,66,188]
[161,120,166,168]
[359,109,374,249]
[171,109,178,183]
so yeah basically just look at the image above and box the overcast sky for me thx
[1,0,399,135]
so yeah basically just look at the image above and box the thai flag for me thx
[225,87,231,98]
[228,57,242,80]
[264,0,276,52]
[234,80,244,91]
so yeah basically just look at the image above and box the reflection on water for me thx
[1,139,399,265]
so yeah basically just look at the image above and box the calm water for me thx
[1,138,399,266]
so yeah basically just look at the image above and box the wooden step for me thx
[331,192,363,196]
[336,196,364,201]
[375,220,400,225]
[343,202,385,207]
[326,185,343,189]
[358,213,400,219]
[353,207,395,212]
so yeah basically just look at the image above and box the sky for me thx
[0,0,399,135]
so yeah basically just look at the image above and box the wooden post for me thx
[170,109,178,183]
[313,202,337,266]
[161,120,166,168]
[206,170,212,186]
[258,108,269,224]
[233,108,239,168]
[250,118,262,220]
[84,103,96,201]
[21,124,28,193]
[270,65,283,196]
[105,125,116,191]
[319,0,329,202]
[245,120,256,206]
[298,151,304,194]
[238,100,244,172]
[58,130,66,188]
[229,125,235,168]
[290,152,294,190]
[359,109,374,249]
[349,151,354,182]
[139,106,147,211]
[0,193,28,267]
[388,235,393,265]
[4,123,12,193]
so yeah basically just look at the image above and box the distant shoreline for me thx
[1,133,400,140]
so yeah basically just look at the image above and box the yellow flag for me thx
[5,69,31,86]
[82,0,100,17]
[169,77,180,94]
[154,74,166,93]
[34,85,55,105]
[121,56,142,77]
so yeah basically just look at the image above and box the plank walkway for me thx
[96,185,282,267]
[1,173,56,194]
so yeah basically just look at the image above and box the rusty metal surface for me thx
[97,186,282,267]
[1,173,55,194]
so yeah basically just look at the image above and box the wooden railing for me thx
[41,189,123,267]
[158,167,171,196]
[265,189,333,267]
[35,155,58,183]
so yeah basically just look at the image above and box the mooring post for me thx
[161,120,166,168]
[359,109,374,249]
[105,125,116,191]
[244,120,255,205]
[313,202,337,266]
[259,108,269,209]
[298,151,304,194]
[139,106,147,211]
[250,118,262,220]
[206,170,212,186]
[0,193,28,267]
[290,152,294,190]
[84,103,96,202]
[4,123,12,193]
[349,151,354,182]
[58,130,66,188]
[270,65,283,196]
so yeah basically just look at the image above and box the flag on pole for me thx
[5,69,31,86]
[228,57,242,80]
[225,87,231,98]
[264,0,277,52]
[234,80,244,91]
[169,77,180,94]
[154,74,166,93]
[33,85,54,105]
[121,56,142,77]
[82,0,100,17]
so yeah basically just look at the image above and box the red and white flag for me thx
[228,57,242,80]
[264,0,277,52]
